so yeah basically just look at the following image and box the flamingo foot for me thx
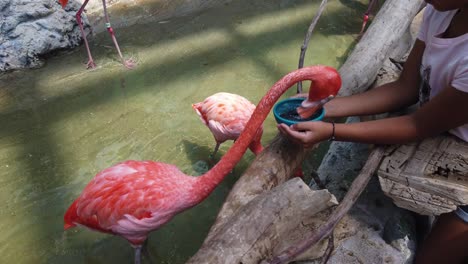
[123,57,137,69]
[86,59,97,69]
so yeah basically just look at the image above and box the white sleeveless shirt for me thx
[417,6,468,142]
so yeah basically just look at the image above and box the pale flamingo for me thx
[59,0,135,69]
[193,92,307,178]
[192,92,263,158]
[63,65,342,264]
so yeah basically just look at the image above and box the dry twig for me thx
[296,0,328,94]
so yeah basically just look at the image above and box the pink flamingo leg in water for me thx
[359,14,369,36]
[101,0,136,69]
[76,0,96,69]
[133,245,142,264]
[359,0,378,36]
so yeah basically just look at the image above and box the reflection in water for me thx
[0,0,364,263]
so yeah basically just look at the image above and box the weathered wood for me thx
[264,146,386,264]
[378,135,468,215]
[187,178,337,264]
[198,134,311,242]
[189,0,425,263]
[337,0,425,97]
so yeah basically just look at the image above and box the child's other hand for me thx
[277,121,333,148]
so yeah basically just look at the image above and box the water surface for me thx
[0,0,367,263]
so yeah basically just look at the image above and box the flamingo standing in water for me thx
[193,92,307,178]
[192,92,263,158]
[63,65,342,264]
[59,0,135,69]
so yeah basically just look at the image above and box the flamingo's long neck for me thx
[192,66,330,202]
[249,140,264,155]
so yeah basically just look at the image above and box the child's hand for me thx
[277,121,333,148]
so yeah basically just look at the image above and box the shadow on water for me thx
[0,0,367,263]
[0,0,366,129]
[181,138,257,183]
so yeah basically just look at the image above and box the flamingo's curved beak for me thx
[297,95,334,119]
[59,0,69,8]
[296,66,341,119]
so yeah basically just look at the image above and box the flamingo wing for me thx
[64,160,196,243]
[193,92,258,143]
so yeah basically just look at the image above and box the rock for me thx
[0,0,90,71]
[0,0,235,72]
[304,129,416,264]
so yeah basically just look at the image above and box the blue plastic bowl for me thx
[273,98,325,126]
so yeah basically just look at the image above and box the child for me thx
[278,1,468,263]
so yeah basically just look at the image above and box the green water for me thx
[0,0,367,263]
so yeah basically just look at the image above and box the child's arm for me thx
[335,85,468,144]
[278,38,468,147]
[278,85,468,147]
[324,40,426,118]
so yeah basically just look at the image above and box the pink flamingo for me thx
[59,0,135,69]
[63,65,342,264]
[193,92,306,178]
[192,92,263,158]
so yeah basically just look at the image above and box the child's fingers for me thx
[277,124,308,142]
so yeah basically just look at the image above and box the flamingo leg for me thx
[359,0,378,36]
[101,0,136,69]
[76,0,97,69]
[133,244,142,264]
[210,142,221,159]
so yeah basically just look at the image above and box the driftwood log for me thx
[188,0,425,263]
[337,0,425,97]
[378,135,468,215]
[187,178,338,264]
[264,146,386,264]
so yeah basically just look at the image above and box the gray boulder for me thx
[0,0,89,71]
